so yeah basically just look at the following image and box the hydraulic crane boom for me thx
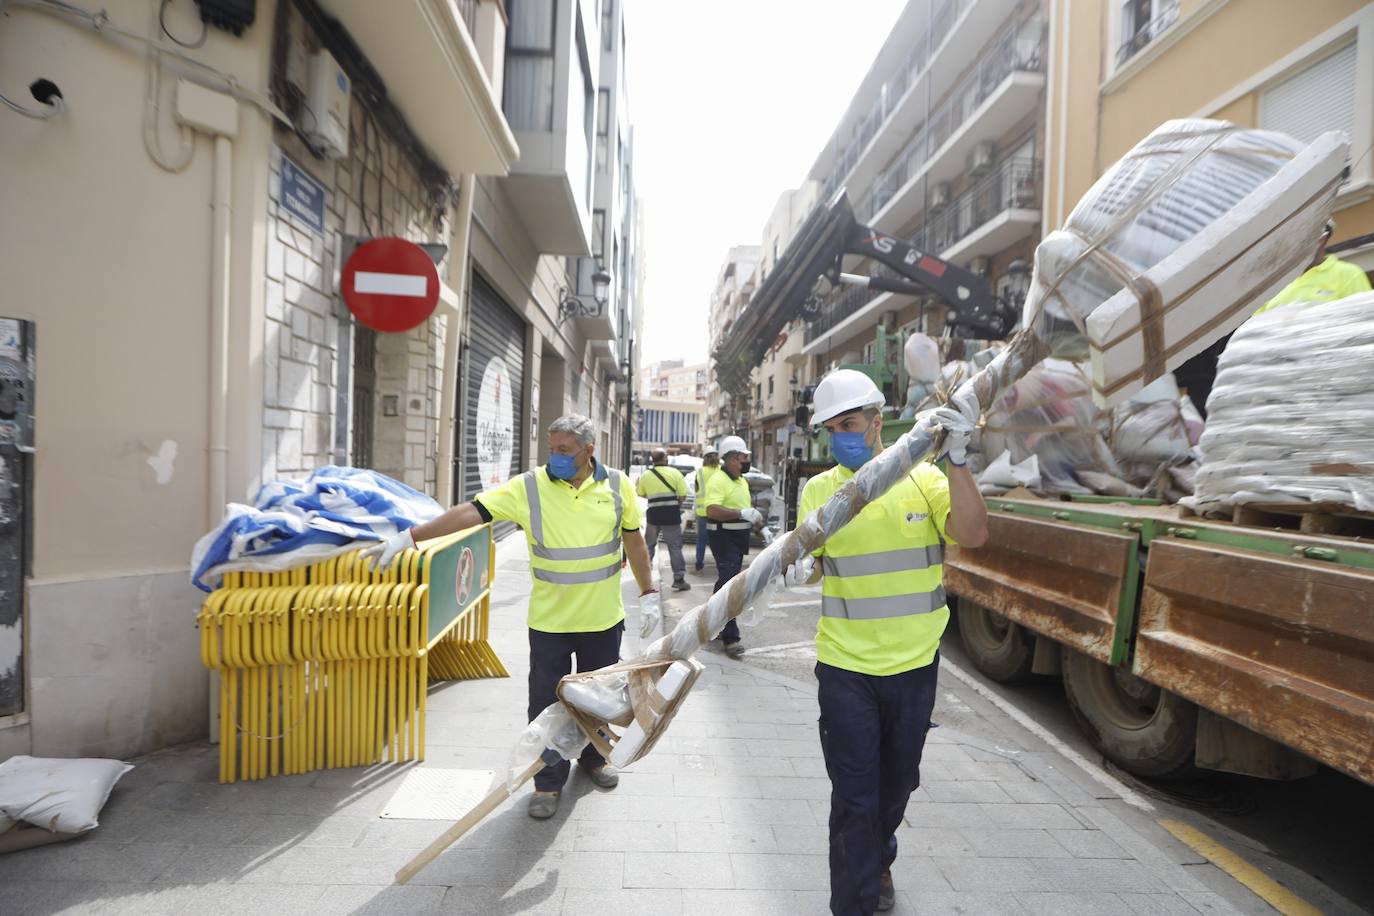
[712,191,1019,394]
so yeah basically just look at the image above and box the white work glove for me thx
[920,405,978,467]
[783,555,816,588]
[739,507,764,526]
[361,528,415,571]
[638,589,661,639]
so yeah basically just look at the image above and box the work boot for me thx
[527,790,560,819]
[723,641,745,659]
[877,869,895,911]
[672,578,690,592]
[585,764,619,789]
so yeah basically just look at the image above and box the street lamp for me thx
[558,265,612,324]
[1002,258,1031,309]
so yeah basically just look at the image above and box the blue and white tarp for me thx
[190,466,443,593]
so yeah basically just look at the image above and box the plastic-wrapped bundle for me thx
[1184,294,1374,514]
[980,359,1118,493]
[1024,119,1319,401]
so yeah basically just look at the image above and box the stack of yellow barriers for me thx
[197,525,506,783]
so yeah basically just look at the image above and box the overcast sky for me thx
[625,0,906,366]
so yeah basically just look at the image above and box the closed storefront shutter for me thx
[463,272,527,537]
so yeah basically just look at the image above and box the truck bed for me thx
[944,492,1374,785]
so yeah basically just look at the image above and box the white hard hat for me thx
[811,369,885,426]
[717,435,749,456]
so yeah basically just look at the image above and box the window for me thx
[1116,0,1178,67]
[596,88,610,172]
[592,209,605,259]
[1259,41,1358,145]
[504,0,556,131]
[767,376,774,397]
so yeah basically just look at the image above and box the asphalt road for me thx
[662,558,1374,916]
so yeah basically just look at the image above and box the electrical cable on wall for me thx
[1,79,65,119]
[144,1,195,173]
[159,0,207,49]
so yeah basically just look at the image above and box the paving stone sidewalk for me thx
[0,537,1270,915]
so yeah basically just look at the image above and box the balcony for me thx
[804,156,1041,355]
[859,19,1045,230]
[1116,0,1180,68]
[502,0,597,255]
[318,0,518,176]
[819,0,1024,205]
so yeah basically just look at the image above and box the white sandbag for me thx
[1185,294,1374,514]
[0,756,132,835]
[978,451,1041,490]
[903,333,941,383]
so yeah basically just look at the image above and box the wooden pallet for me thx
[1180,502,1374,539]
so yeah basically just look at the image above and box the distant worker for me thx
[1254,219,1370,315]
[636,448,691,592]
[362,414,659,821]
[693,448,721,572]
[702,435,763,658]
[792,369,988,915]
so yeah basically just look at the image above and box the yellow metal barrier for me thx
[198,525,507,783]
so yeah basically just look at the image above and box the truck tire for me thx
[956,599,1036,684]
[1060,645,1197,779]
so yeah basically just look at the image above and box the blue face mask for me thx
[548,450,582,480]
[831,430,874,470]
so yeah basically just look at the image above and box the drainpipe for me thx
[172,80,239,528]
[436,174,476,507]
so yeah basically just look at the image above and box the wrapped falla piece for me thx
[395,120,1348,885]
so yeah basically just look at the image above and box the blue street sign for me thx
[281,156,327,235]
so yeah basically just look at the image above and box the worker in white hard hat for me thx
[702,434,763,657]
[794,368,988,915]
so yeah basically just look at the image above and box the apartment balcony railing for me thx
[804,156,1041,346]
[819,0,977,203]
[1115,0,1179,67]
[917,156,1040,254]
[855,20,1045,224]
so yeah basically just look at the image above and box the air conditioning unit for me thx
[969,256,991,276]
[929,182,951,210]
[969,141,996,176]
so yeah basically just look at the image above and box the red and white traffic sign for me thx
[341,238,440,333]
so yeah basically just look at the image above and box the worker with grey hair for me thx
[363,414,657,820]
[636,448,691,591]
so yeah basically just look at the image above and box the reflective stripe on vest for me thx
[522,468,623,562]
[707,520,751,531]
[532,563,622,585]
[821,544,943,578]
[646,494,678,505]
[821,586,947,620]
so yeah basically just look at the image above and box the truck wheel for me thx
[1060,646,1196,779]
[957,599,1036,684]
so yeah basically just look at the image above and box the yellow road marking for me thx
[1157,818,1321,916]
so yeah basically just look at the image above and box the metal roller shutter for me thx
[463,272,527,538]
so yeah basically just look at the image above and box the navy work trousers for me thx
[528,622,624,791]
[708,528,748,644]
[816,657,940,916]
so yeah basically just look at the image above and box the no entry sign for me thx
[341,238,440,333]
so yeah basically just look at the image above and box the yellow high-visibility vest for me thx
[703,470,751,532]
[636,465,687,508]
[694,466,720,517]
[1253,255,1371,316]
[475,462,640,633]
[799,462,953,676]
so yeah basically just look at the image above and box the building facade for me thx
[800,0,1047,391]
[703,246,761,448]
[632,360,707,459]
[1045,0,1374,273]
[0,0,640,761]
